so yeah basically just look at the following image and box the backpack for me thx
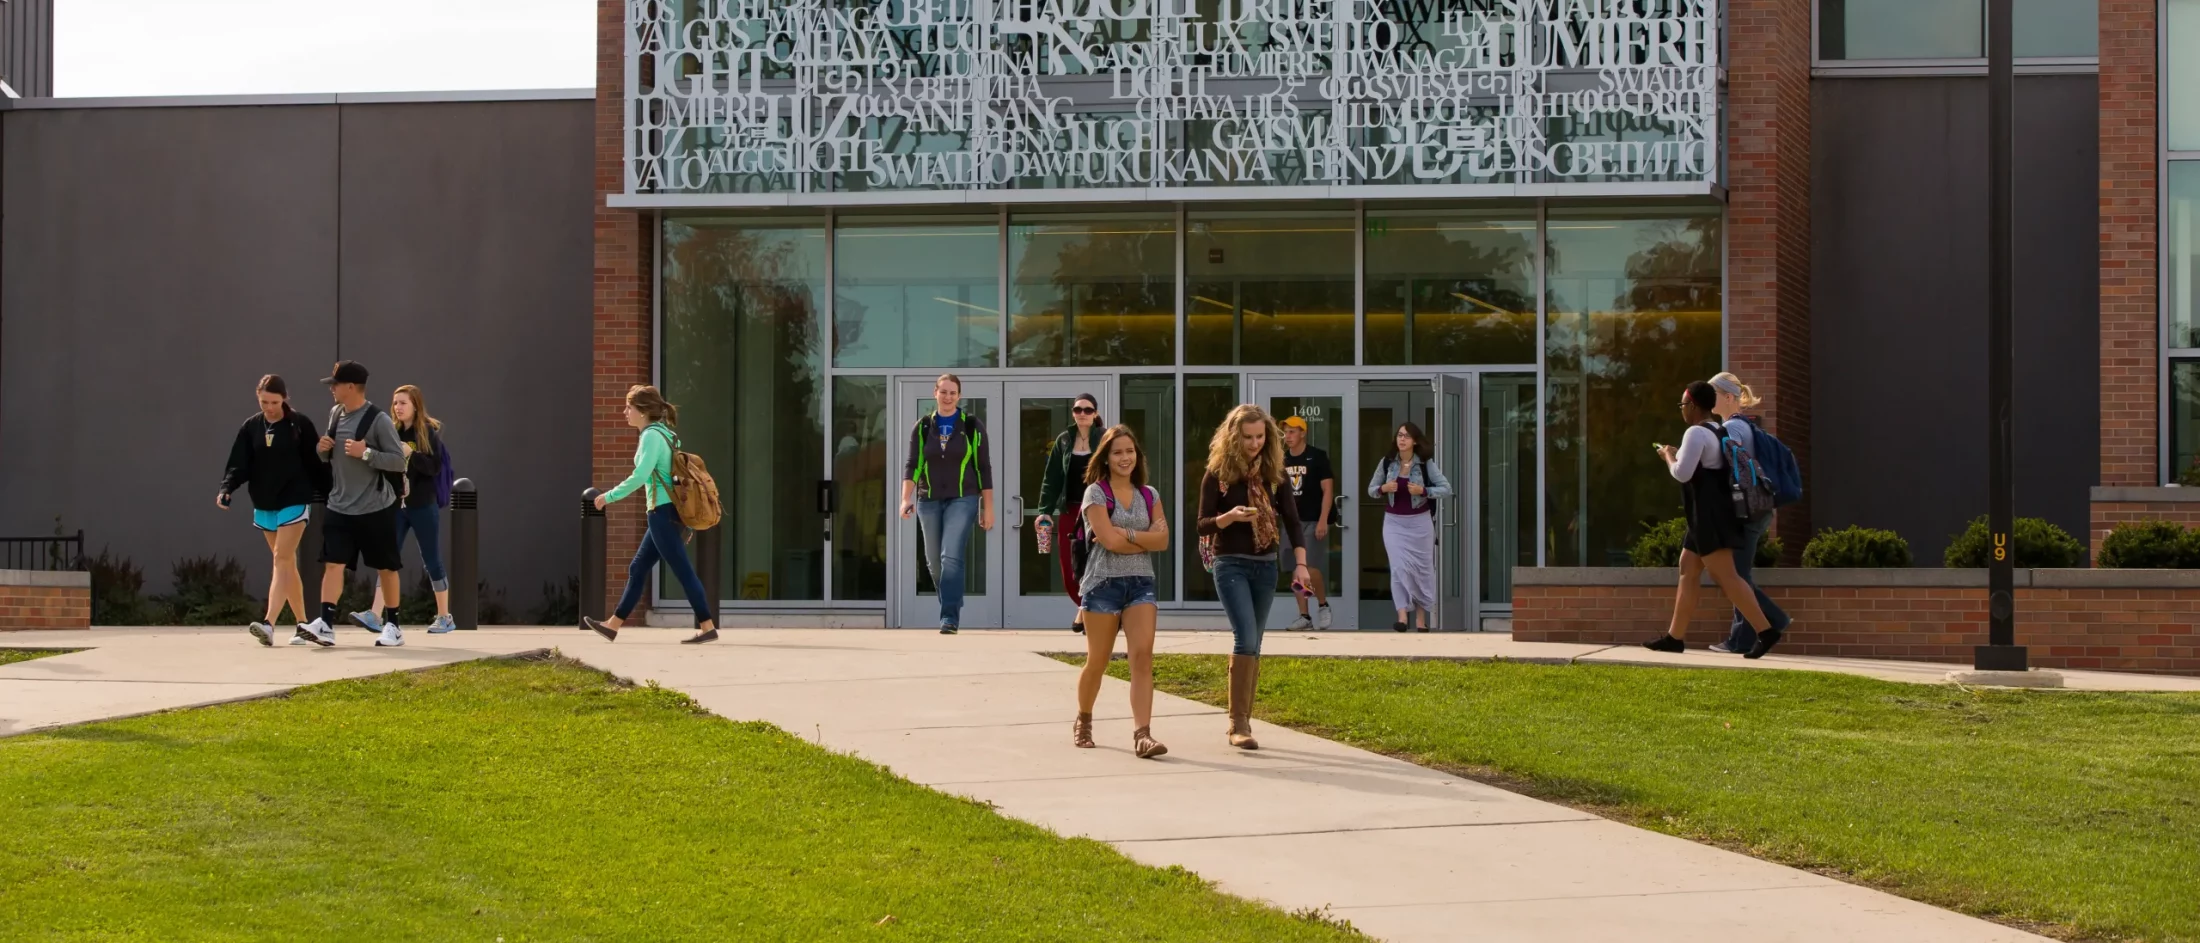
[1712,421,1776,520]
[433,438,458,509]
[1066,484,1157,599]
[649,426,722,531]
[344,404,408,501]
[1738,416,1803,507]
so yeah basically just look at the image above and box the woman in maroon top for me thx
[1368,423,1451,632]
[1196,403,1309,750]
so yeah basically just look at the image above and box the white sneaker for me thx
[293,619,335,647]
[375,624,405,648]
[247,622,274,647]
[1315,605,1333,630]
[1286,613,1314,631]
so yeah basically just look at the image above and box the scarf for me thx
[1246,475,1280,552]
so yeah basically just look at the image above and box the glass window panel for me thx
[1272,395,1345,600]
[1358,381,1436,620]
[1121,376,1179,602]
[1481,374,1537,604]
[1185,211,1356,365]
[1819,0,1981,59]
[1008,213,1176,367]
[2014,0,2096,57]
[2173,361,2200,482]
[2172,163,2200,349]
[662,218,826,602]
[1365,210,1538,366]
[1181,375,1239,601]
[833,215,1001,368]
[1544,207,1724,567]
[1018,396,1076,600]
[2173,0,2200,150]
[832,376,889,601]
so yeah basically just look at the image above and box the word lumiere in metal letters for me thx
[625,0,1720,196]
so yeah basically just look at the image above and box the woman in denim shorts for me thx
[1071,425,1170,759]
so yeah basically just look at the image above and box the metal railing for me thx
[0,530,84,571]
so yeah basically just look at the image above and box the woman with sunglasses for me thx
[1645,381,1781,657]
[1037,393,1103,633]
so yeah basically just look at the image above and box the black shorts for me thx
[321,505,403,572]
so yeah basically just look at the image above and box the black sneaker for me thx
[1392,621,1408,633]
[940,624,959,635]
[680,628,719,645]
[584,617,617,642]
[1642,634,1686,654]
[1744,627,1785,660]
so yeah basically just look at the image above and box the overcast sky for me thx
[56,0,595,97]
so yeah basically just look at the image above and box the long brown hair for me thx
[1204,403,1285,491]
[392,384,439,454]
[1083,424,1148,489]
[626,385,679,426]
[1394,422,1431,462]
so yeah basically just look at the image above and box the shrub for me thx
[163,556,261,625]
[2179,459,2200,488]
[397,572,441,626]
[1802,527,1914,568]
[2096,521,2200,569]
[478,583,513,625]
[1942,516,2085,569]
[531,576,579,627]
[83,548,158,626]
[1628,518,1686,567]
[1755,535,1784,569]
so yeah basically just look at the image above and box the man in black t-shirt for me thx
[1279,416,1335,629]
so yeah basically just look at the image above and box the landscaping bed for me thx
[0,656,1363,941]
[1072,653,2200,943]
[0,648,72,667]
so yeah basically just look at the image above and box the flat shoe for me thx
[584,617,617,642]
[681,629,720,645]
[1745,627,1784,660]
[1392,621,1407,633]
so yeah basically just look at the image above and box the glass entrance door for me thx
[1004,378,1114,628]
[1248,377,1356,631]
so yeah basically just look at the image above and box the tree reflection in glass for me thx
[1008,213,1176,367]
[1364,210,1537,365]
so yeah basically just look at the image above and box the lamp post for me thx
[1977,0,2027,672]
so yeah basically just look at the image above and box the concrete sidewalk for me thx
[6,626,2171,940]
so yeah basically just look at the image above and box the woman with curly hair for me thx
[1196,403,1309,750]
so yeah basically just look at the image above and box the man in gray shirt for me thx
[296,360,410,648]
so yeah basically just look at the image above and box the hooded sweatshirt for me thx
[221,410,324,510]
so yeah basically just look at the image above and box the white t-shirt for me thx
[1670,423,1726,483]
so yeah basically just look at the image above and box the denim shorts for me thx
[1081,575,1157,615]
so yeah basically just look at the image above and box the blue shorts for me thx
[1081,575,1156,615]
[252,505,309,532]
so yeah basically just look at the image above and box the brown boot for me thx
[1227,654,1260,750]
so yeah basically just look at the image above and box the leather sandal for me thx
[1073,712,1095,749]
[1133,726,1168,759]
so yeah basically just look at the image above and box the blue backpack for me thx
[1737,416,1802,508]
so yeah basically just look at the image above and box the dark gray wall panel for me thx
[335,101,593,607]
[1810,75,2099,564]
[1,105,339,592]
[2,99,592,610]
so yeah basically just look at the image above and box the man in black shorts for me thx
[1279,416,1336,629]
[297,361,410,648]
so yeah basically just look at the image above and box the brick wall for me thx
[595,0,651,617]
[0,573,89,630]
[1514,569,2200,675]
[2089,487,2200,557]
[1724,0,1814,560]
[2098,0,2158,486]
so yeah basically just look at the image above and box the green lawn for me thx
[1063,654,2200,943]
[0,648,71,667]
[0,656,1364,942]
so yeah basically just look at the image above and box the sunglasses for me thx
[1071,406,1097,415]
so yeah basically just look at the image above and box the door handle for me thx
[1332,495,1348,530]
[1010,494,1026,528]
[817,480,837,516]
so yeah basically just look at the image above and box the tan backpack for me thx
[651,427,722,531]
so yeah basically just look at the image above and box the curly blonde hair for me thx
[1204,403,1285,491]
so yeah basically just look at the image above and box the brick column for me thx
[1724,0,1814,560]
[2099,0,2158,487]
[596,0,651,618]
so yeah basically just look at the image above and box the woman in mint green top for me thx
[584,385,719,644]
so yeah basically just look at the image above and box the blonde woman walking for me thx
[1070,425,1169,758]
[1196,404,1309,750]
[367,384,458,633]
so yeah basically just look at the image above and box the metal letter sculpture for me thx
[623,0,1720,204]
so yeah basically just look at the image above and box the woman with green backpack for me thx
[584,385,719,645]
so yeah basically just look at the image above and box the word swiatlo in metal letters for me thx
[624,0,1720,196]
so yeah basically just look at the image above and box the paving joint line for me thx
[924,761,1353,787]
[1327,882,1840,911]
[1106,816,1594,843]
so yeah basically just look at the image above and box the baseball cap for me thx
[1281,416,1309,430]
[321,361,369,386]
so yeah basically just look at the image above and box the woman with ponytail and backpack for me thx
[1643,382,1781,658]
[1707,372,1791,656]
[1069,425,1169,758]
[584,385,720,645]
[366,384,459,634]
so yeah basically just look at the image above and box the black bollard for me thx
[691,524,722,623]
[448,479,479,630]
[580,488,606,628]
[296,493,328,621]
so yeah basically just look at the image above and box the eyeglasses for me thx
[1071,406,1097,415]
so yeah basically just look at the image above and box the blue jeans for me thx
[392,504,447,592]
[916,495,981,626]
[615,503,715,625]
[1723,512,1790,650]
[1213,556,1278,656]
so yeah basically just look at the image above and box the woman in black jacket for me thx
[218,374,325,646]
[368,384,459,633]
[1036,392,1102,633]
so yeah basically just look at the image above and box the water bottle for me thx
[1035,515,1054,555]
